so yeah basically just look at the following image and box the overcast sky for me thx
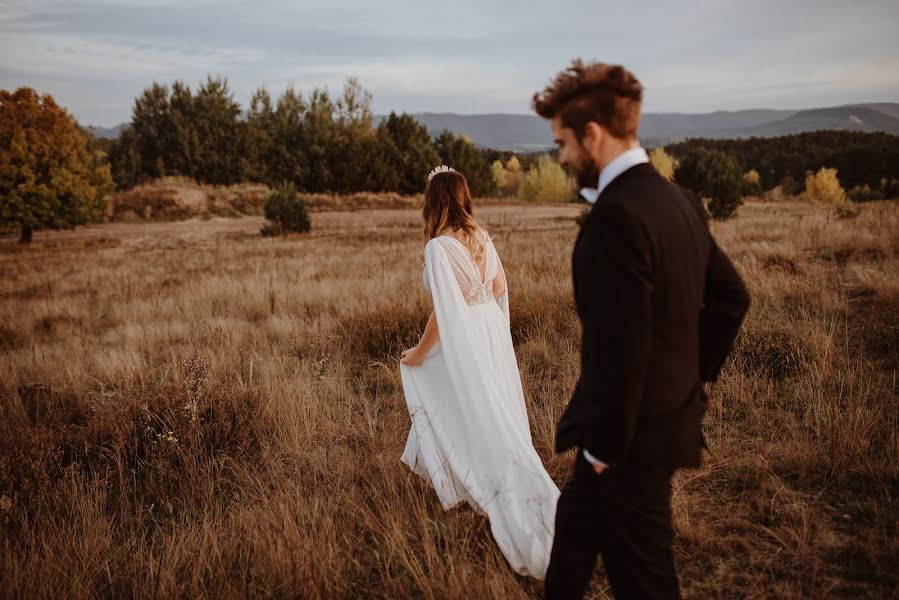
[2,0,898,127]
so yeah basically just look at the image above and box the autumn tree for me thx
[518,156,576,202]
[802,167,846,206]
[0,88,113,243]
[492,155,522,196]
[648,147,676,180]
[742,169,762,196]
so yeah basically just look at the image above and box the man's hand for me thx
[400,347,424,366]
[582,449,609,476]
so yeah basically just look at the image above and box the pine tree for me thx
[435,130,496,197]
[675,148,744,219]
[376,113,439,194]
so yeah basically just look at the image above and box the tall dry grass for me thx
[0,200,896,599]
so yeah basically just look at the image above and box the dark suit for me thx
[545,162,750,599]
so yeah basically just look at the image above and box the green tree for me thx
[330,78,382,193]
[191,77,245,184]
[675,148,744,219]
[268,86,308,187]
[108,125,143,189]
[167,80,199,179]
[113,77,247,187]
[377,113,439,194]
[130,82,173,179]
[301,88,337,192]
[335,77,373,135]
[435,130,495,196]
[0,88,114,243]
[244,87,276,183]
[667,130,899,193]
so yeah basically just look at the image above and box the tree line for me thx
[106,77,504,197]
[4,79,898,244]
[667,130,899,198]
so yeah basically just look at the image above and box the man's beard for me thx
[574,160,599,189]
[568,145,599,188]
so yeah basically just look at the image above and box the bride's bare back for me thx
[438,227,507,304]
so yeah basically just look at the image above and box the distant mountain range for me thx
[88,102,899,151]
[86,124,127,139]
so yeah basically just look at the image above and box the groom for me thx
[533,61,751,599]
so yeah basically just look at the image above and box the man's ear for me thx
[582,121,603,158]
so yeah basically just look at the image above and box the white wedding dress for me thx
[400,228,560,579]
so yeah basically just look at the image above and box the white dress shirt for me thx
[578,146,649,470]
[579,147,649,204]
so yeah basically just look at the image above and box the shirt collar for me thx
[579,147,649,204]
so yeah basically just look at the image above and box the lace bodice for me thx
[424,228,500,306]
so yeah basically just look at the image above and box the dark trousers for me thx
[544,453,680,600]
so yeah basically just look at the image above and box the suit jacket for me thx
[556,162,750,468]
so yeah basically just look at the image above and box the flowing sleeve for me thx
[424,238,468,328]
[494,250,510,326]
[422,239,498,392]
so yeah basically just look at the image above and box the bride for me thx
[399,165,560,579]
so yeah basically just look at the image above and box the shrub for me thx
[674,148,744,220]
[743,169,762,196]
[780,175,802,196]
[518,156,576,203]
[880,177,899,199]
[802,167,846,206]
[262,181,311,236]
[847,184,884,203]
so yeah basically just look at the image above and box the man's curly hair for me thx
[532,59,643,140]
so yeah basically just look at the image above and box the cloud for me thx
[1,0,897,125]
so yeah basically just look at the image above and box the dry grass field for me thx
[0,199,896,599]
